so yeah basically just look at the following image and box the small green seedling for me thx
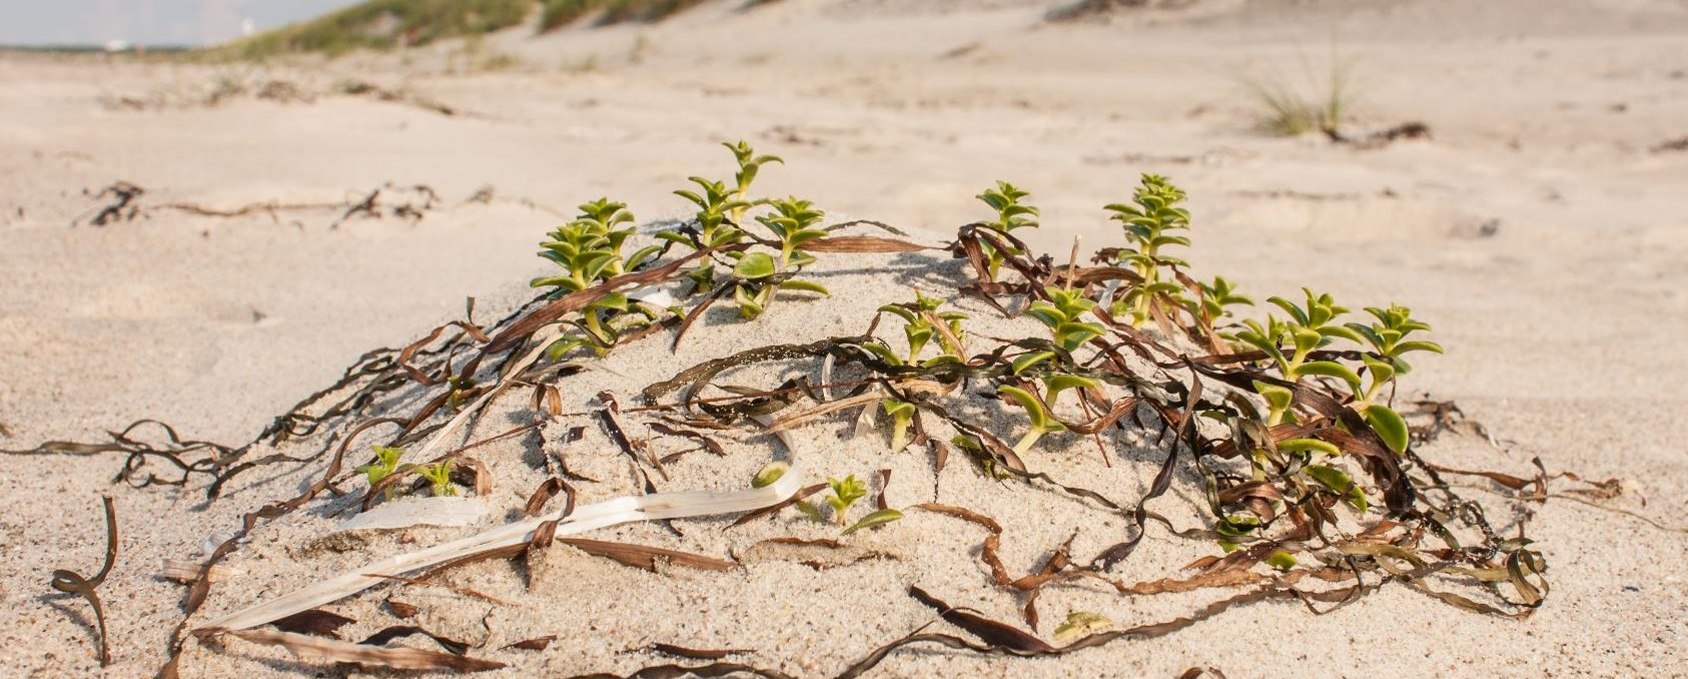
[1340,304,1443,452]
[974,181,1039,281]
[874,289,969,365]
[417,459,456,497]
[1233,289,1361,424]
[1183,275,1253,338]
[1107,174,1192,328]
[356,445,405,488]
[881,397,916,452]
[824,475,867,527]
[668,176,750,250]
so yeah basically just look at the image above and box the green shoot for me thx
[531,199,657,293]
[724,140,782,223]
[974,181,1039,281]
[876,289,969,365]
[417,459,456,497]
[668,176,750,250]
[881,398,916,452]
[355,445,405,489]
[998,372,1098,455]
[1182,275,1253,341]
[824,475,867,527]
[1106,174,1191,328]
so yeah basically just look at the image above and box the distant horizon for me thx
[0,0,363,48]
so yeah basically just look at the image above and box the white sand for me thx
[2,0,1686,676]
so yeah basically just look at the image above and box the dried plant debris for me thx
[212,628,505,673]
[272,609,357,638]
[68,180,446,229]
[49,496,119,666]
[101,142,1671,677]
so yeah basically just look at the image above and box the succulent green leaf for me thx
[1304,464,1368,511]
[733,252,778,280]
[1364,404,1410,453]
[1295,360,1362,388]
[998,385,1050,430]
[842,508,904,536]
[1276,438,1341,455]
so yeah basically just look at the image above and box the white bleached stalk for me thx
[202,455,804,631]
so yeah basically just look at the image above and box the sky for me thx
[0,0,364,47]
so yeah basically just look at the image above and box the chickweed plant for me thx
[531,199,662,359]
[974,181,1040,281]
[417,459,457,497]
[1106,174,1191,328]
[355,445,406,499]
[872,290,970,451]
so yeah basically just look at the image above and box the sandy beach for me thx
[2,0,1686,676]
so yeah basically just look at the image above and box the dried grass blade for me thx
[217,628,505,673]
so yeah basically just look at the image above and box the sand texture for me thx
[2,0,1687,677]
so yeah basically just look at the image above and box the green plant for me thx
[531,199,662,359]
[724,140,782,223]
[880,398,917,452]
[872,290,969,366]
[1106,174,1192,328]
[974,181,1039,281]
[1025,286,1105,353]
[355,445,406,488]
[1337,304,1443,452]
[417,459,456,497]
[1231,289,1365,426]
[1182,275,1253,339]
[997,373,1098,455]
[823,475,867,527]
[728,197,830,319]
[531,199,658,292]
[668,177,750,250]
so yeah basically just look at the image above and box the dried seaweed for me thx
[649,643,752,659]
[556,538,739,572]
[272,609,356,638]
[49,496,118,666]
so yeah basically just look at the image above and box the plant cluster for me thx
[529,141,835,362]
[355,445,459,499]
